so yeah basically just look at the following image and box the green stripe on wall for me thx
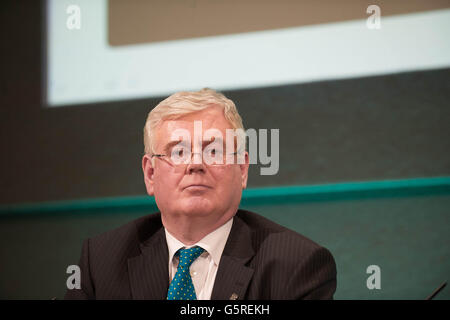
[1,176,449,216]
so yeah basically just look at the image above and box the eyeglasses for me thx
[151,149,241,166]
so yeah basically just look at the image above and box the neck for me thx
[161,211,234,245]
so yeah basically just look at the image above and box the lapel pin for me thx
[229,293,238,300]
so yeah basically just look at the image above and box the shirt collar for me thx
[164,217,233,266]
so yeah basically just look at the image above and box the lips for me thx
[183,184,211,190]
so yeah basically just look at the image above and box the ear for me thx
[142,154,155,196]
[240,151,250,189]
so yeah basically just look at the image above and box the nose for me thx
[187,152,205,174]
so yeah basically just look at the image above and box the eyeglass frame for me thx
[150,151,241,166]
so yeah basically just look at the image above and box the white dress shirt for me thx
[164,218,233,300]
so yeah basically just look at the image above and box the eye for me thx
[171,147,185,158]
[205,144,223,157]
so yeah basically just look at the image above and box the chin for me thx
[178,197,216,216]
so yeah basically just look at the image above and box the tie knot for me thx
[177,246,205,268]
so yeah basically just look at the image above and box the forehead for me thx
[154,106,232,146]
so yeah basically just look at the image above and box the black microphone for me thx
[426,281,447,300]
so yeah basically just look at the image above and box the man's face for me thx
[142,106,249,224]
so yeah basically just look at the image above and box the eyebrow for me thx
[161,140,185,154]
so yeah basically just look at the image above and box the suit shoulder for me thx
[236,209,329,254]
[88,212,162,255]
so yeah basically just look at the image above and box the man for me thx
[65,88,336,300]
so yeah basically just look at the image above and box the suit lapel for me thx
[128,227,169,300]
[127,211,255,300]
[211,213,255,300]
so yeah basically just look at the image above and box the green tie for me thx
[167,246,205,300]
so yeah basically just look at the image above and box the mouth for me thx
[183,184,212,191]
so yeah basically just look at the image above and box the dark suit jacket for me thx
[64,209,337,300]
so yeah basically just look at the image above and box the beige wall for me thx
[108,0,450,45]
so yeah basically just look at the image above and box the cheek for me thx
[210,166,242,192]
[153,168,183,194]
